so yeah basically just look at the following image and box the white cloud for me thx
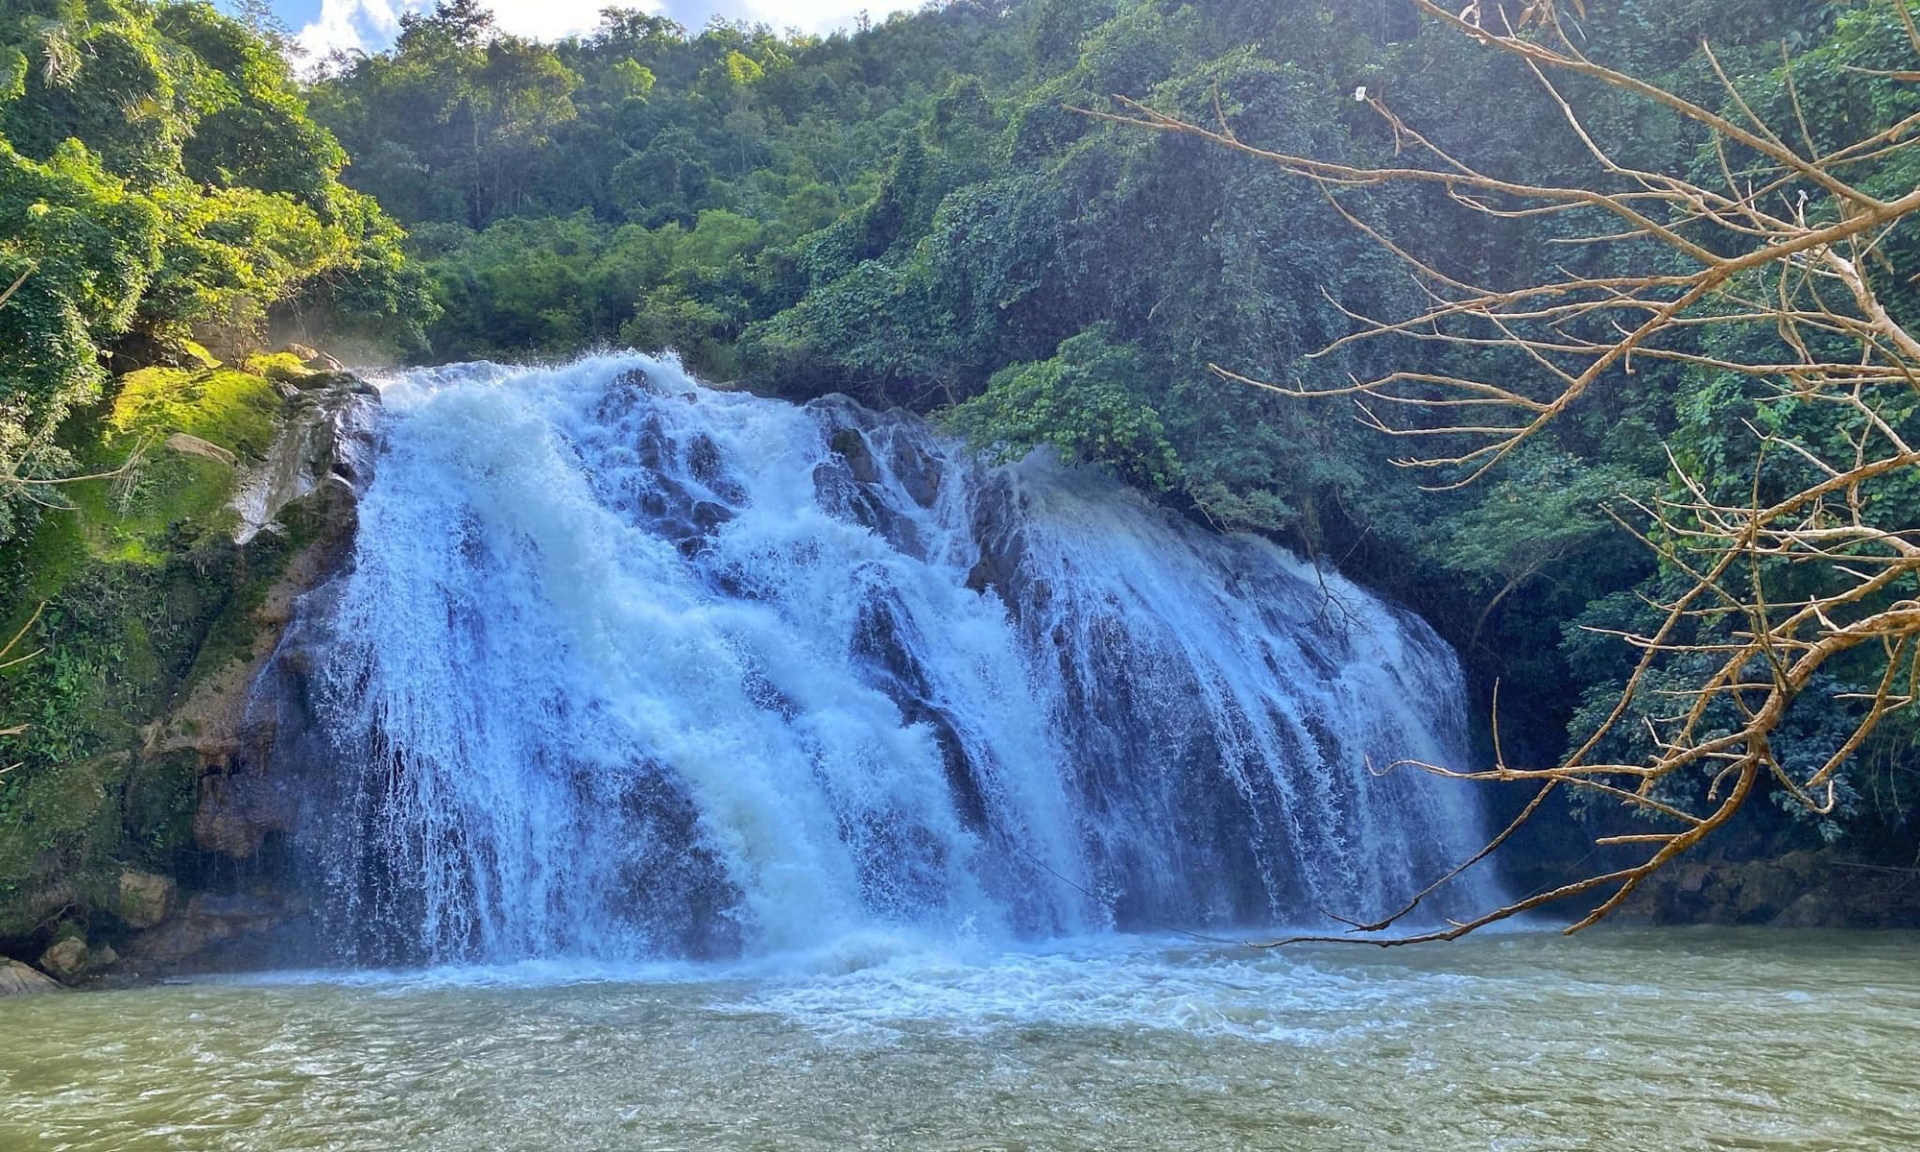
[476,0,657,40]
[297,0,660,58]
[294,0,924,58]
[714,0,894,34]
[297,0,398,57]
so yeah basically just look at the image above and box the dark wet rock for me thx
[887,435,942,508]
[1620,849,1920,928]
[193,756,297,859]
[611,767,745,960]
[635,471,694,521]
[846,591,990,834]
[902,700,987,833]
[1734,861,1803,921]
[964,474,1036,616]
[690,500,734,534]
[807,396,970,558]
[1772,890,1845,929]
[128,892,288,969]
[687,433,747,504]
[636,413,675,472]
[741,665,801,721]
[831,427,880,484]
[617,414,748,558]
[852,592,932,698]
[812,458,925,559]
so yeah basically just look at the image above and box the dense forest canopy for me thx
[1,0,1916,923]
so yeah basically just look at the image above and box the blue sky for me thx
[261,0,905,57]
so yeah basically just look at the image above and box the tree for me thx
[949,323,1183,490]
[1109,0,1920,942]
[225,0,303,60]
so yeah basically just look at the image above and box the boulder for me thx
[128,891,286,968]
[887,434,943,507]
[118,869,177,929]
[830,427,880,484]
[0,959,58,996]
[1732,863,1801,921]
[1773,890,1844,929]
[37,937,88,981]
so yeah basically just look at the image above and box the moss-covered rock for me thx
[242,351,319,383]
[0,358,374,964]
[37,935,87,980]
[117,869,176,929]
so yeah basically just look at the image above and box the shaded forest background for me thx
[3,0,1917,901]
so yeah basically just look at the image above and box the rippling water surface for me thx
[3,928,1915,1151]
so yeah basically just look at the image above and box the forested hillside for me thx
[308,0,1920,868]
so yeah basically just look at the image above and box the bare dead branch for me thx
[1102,1,1920,943]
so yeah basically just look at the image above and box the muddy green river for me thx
[1,928,1914,1151]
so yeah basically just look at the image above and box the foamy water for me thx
[267,352,1498,965]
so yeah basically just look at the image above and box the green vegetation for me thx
[0,0,431,531]
[0,0,428,943]
[0,351,309,938]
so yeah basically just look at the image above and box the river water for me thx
[3,927,1914,1151]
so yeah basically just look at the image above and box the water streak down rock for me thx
[267,354,1500,964]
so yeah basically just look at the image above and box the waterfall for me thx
[271,353,1499,964]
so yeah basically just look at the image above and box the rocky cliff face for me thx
[0,352,375,989]
[1619,849,1920,930]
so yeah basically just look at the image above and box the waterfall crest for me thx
[272,353,1498,963]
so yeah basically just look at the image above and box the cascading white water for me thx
[276,352,1499,963]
